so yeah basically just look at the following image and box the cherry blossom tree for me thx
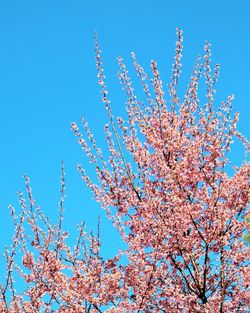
[1,29,249,312]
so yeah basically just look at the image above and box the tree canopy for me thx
[1,29,249,313]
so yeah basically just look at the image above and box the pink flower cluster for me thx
[1,29,249,312]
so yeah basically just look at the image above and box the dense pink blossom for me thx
[1,29,249,312]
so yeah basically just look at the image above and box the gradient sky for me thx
[0,0,249,271]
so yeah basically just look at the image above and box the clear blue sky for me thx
[0,0,249,265]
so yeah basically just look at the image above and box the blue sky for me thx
[0,0,249,268]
